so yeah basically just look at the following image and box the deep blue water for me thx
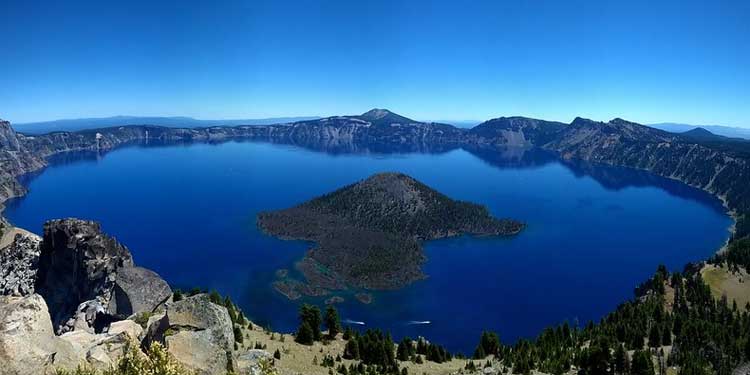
[5,141,732,353]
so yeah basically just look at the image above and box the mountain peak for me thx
[685,127,714,136]
[681,127,724,141]
[359,109,415,124]
[571,117,599,126]
[361,108,394,119]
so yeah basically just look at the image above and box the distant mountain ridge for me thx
[14,115,321,134]
[649,122,750,140]
[2,109,750,375]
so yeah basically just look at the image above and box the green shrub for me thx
[55,340,191,375]
[132,312,153,329]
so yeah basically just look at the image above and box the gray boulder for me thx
[61,299,108,334]
[236,349,272,375]
[147,294,236,375]
[108,266,172,318]
[59,319,143,369]
[0,231,41,296]
[35,219,134,333]
[0,294,79,374]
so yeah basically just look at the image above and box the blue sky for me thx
[0,0,748,126]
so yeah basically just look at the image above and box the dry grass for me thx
[237,325,474,375]
[701,264,750,308]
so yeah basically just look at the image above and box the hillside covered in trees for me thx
[257,172,524,291]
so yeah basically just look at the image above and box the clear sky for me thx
[1,0,748,126]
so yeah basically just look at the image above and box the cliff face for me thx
[466,116,568,147]
[541,118,750,227]
[462,115,750,237]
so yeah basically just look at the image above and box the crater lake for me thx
[4,140,732,352]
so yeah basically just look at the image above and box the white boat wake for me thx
[406,320,431,325]
[343,319,365,326]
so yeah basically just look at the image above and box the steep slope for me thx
[650,122,750,140]
[467,116,567,147]
[257,173,523,291]
[538,117,750,238]
[682,127,721,141]
[280,109,465,145]
[357,108,416,125]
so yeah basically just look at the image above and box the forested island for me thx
[257,172,524,295]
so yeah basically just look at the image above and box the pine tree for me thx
[325,305,342,338]
[631,350,654,375]
[299,304,322,341]
[397,337,414,361]
[648,325,661,348]
[472,331,500,360]
[233,326,243,344]
[614,344,628,375]
[209,290,222,304]
[344,338,360,360]
[295,321,315,345]
[661,326,672,346]
[473,344,486,360]
[173,289,184,302]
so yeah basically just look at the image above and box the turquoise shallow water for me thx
[5,141,732,353]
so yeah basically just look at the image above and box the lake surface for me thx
[5,141,732,352]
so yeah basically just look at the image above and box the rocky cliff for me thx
[0,219,180,373]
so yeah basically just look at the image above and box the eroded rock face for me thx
[108,266,172,319]
[0,289,150,373]
[147,294,235,375]
[0,294,79,375]
[59,319,143,369]
[35,219,134,333]
[0,231,42,296]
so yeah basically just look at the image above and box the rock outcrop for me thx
[58,319,143,369]
[0,294,79,375]
[0,218,178,373]
[0,231,41,296]
[0,293,149,374]
[235,349,272,375]
[34,219,171,334]
[146,294,236,375]
[35,219,134,333]
[108,266,172,319]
